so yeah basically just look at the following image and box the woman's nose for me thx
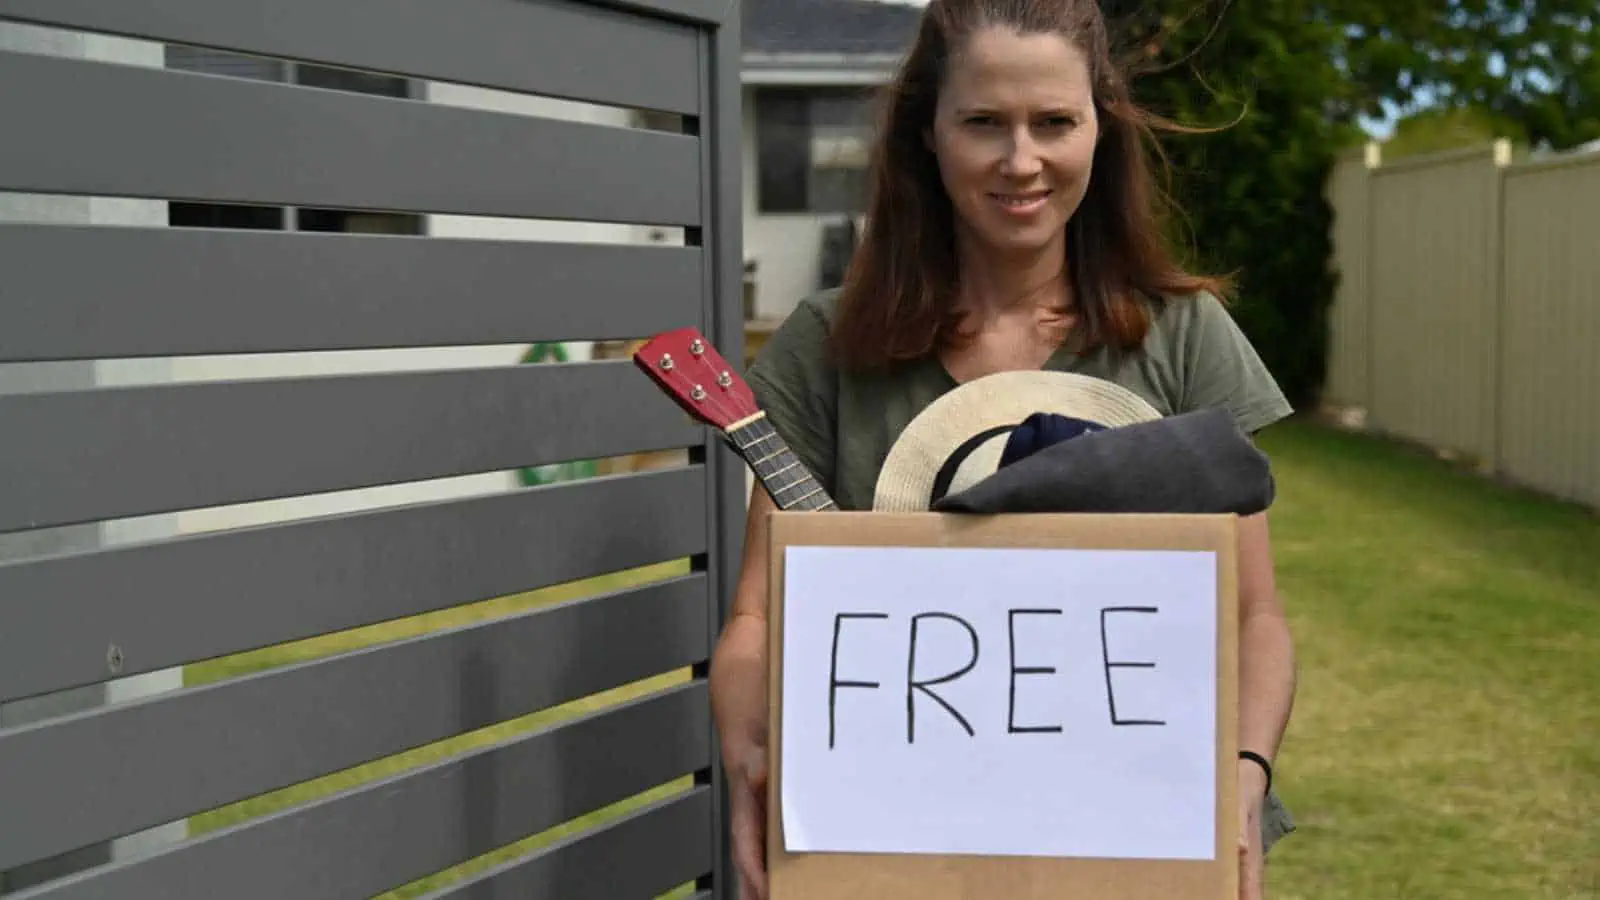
[1000,131,1044,177]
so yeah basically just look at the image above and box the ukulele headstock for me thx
[632,327,759,432]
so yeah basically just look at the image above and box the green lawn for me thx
[1256,421,1599,899]
[173,420,1598,899]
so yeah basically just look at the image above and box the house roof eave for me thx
[741,51,902,85]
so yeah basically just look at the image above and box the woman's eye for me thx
[962,115,1074,129]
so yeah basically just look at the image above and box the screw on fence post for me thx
[106,644,124,674]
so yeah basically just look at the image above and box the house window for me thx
[755,87,876,215]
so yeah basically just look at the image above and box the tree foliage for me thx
[1335,0,1600,151]
[1098,0,1598,407]
[1105,0,1356,408]
[1383,106,1528,160]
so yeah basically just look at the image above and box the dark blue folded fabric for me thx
[933,407,1276,516]
[997,412,1105,469]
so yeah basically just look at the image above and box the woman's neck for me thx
[952,231,1070,317]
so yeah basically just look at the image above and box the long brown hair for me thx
[829,0,1232,370]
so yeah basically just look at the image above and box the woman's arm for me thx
[1235,509,1295,898]
[1236,510,1296,766]
[711,483,778,900]
[711,483,776,759]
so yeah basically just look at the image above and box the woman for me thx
[711,0,1297,897]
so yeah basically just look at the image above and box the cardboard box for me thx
[766,511,1240,900]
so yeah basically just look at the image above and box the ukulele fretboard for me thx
[727,415,836,511]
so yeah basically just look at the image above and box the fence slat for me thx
[0,360,699,533]
[0,225,702,362]
[1363,148,1505,461]
[0,0,701,114]
[0,576,708,871]
[417,787,713,899]
[701,19,749,900]
[590,0,731,25]
[0,50,700,224]
[0,467,708,704]
[6,683,710,900]
[1498,161,1600,508]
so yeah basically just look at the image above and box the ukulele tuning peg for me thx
[657,354,674,371]
[691,385,707,401]
[717,371,732,387]
[689,339,705,355]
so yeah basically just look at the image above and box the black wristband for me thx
[1238,750,1272,795]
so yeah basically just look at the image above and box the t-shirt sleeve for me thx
[1177,293,1294,435]
[744,299,838,496]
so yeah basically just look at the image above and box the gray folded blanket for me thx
[932,407,1277,516]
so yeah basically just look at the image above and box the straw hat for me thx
[872,370,1163,511]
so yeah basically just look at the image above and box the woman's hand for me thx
[727,738,770,900]
[714,485,778,900]
[1237,759,1269,900]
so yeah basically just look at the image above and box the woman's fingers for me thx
[730,775,768,900]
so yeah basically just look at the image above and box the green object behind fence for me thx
[518,343,597,487]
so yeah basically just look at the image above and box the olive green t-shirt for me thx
[745,288,1293,511]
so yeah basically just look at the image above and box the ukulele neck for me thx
[726,413,836,511]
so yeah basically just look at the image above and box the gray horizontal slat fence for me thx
[598,0,731,25]
[0,361,700,533]
[0,466,708,705]
[0,0,743,896]
[6,685,711,900]
[0,575,711,870]
[0,0,703,114]
[0,225,703,362]
[417,788,715,899]
[0,50,701,225]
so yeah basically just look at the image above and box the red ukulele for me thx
[633,327,837,512]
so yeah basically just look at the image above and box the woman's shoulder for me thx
[1141,289,1294,434]
[743,289,846,497]
[1144,287,1232,335]
[744,289,846,418]
[1129,288,1234,370]
[749,289,841,376]
[790,287,844,332]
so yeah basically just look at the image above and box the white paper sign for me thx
[780,545,1218,861]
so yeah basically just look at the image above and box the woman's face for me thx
[929,27,1099,257]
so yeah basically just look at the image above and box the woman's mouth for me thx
[990,190,1052,216]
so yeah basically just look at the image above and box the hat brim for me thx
[872,370,1164,512]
